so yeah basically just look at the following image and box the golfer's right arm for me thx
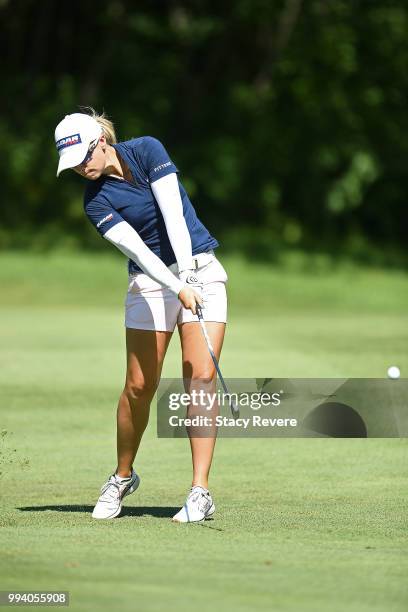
[85,199,201,311]
[104,221,183,293]
[104,221,201,311]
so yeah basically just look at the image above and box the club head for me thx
[230,401,240,419]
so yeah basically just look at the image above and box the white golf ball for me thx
[387,366,400,379]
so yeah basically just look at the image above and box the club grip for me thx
[196,303,203,320]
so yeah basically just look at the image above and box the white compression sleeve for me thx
[151,173,193,273]
[103,221,184,296]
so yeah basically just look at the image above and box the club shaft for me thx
[196,308,239,416]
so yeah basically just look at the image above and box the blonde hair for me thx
[80,106,117,144]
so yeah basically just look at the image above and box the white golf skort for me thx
[125,250,228,332]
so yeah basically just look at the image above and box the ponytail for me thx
[80,106,117,144]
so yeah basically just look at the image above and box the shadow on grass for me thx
[17,505,179,518]
[193,520,224,532]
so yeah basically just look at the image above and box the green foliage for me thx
[0,1,407,263]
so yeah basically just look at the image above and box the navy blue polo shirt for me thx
[83,136,219,274]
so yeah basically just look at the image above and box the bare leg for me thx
[116,328,173,477]
[178,321,226,489]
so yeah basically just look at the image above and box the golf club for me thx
[196,303,240,418]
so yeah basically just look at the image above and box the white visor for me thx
[55,113,102,177]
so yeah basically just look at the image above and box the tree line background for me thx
[1,0,407,266]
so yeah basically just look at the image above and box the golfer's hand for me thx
[178,269,203,315]
[178,286,203,315]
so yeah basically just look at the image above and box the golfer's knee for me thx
[124,376,158,402]
[188,368,216,386]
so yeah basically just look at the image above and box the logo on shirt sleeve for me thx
[153,161,172,173]
[96,213,113,228]
[56,133,82,151]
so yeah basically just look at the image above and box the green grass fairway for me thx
[0,252,407,612]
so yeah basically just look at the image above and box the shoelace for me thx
[99,478,122,504]
[187,490,211,513]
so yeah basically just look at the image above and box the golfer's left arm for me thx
[151,173,193,279]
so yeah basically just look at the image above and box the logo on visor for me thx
[96,213,113,228]
[56,133,82,151]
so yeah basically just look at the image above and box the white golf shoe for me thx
[92,469,140,519]
[172,486,215,523]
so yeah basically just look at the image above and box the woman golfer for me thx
[54,110,228,522]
